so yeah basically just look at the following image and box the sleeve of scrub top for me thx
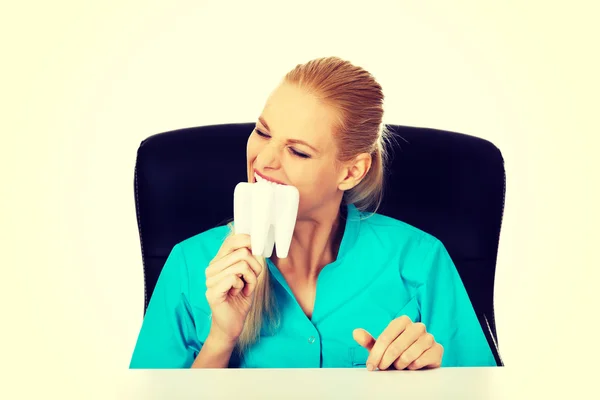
[129,243,201,368]
[417,239,497,367]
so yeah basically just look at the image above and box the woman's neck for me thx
[272,201,346,282]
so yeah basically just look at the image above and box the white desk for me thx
[106,367,593,399]
[8,367,591,399]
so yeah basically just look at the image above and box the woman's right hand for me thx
[205,233,263,346]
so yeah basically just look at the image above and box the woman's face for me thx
[246,83,347,219]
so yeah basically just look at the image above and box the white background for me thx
[2,0,598,396]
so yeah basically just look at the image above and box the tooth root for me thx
[263,224,275,258]
[251,181,274,257]
[274,185,299,258]
[233,183,252,235]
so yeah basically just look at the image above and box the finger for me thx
[211,234,252,263]
[206,260,257,287]
[387,330,432,371]
[379,322,427,370]
[206,261,258,295]
[206,247,250,277]
[206,275,242,304]
[406,343,444,370]
[229,275,245,298]
[352,328,376,352]
[367,316,412,371]
[207,246,262,278]
[242,251,263,278]
[240,255,263,297]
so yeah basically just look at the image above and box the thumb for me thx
[353,328,375,351]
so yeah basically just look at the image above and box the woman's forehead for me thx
[261,84,338,149]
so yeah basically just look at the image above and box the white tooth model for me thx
[234,178,299,258]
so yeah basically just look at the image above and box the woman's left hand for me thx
[353,316,444,371]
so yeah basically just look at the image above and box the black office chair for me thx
[134,123,505,366]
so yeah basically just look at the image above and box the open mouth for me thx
[254,173,285,186]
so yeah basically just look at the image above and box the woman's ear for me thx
[337,153,372,191]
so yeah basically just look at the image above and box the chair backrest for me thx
[134,123,505,366]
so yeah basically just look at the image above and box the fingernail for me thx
[367,363,374,371]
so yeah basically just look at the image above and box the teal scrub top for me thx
[129,203,497,368]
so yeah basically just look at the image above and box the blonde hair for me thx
[228,221,279,357]
[284,56,393,213]
[232,56,392,357]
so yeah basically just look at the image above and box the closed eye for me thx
[290,148,310,158]
[255,129,311,159]
[255,129,270,138]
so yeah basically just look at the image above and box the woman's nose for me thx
[255,144,281,169]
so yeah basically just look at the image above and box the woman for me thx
[129,56,497,370]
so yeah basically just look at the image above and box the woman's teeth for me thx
[254,174,281,185]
